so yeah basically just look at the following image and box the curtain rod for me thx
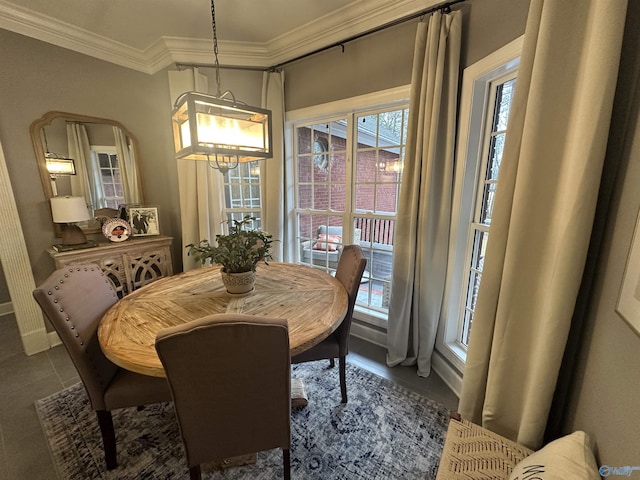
[176,0,466,74]
[269,0,466,70]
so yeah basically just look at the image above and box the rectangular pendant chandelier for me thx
[45,155,76,176]
[171,92,272,163]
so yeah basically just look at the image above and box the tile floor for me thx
[0,313,458,480]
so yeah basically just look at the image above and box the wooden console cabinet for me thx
[47,236,173,298]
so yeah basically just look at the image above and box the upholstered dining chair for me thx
[155,313,291,480]
[292,244,367,403]
[32,264,172,470]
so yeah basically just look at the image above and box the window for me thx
[291,102,408,320]
[439,38,522,371]
[459,75,516,346]
[222,161,264,231]
[92,146,124,209]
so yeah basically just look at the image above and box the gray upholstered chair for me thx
[155,313,291,480]
[32,264,172,470]
[292,244,367,403]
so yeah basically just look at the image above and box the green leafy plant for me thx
[186,216,274,273]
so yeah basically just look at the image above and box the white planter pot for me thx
[220,270,255,294]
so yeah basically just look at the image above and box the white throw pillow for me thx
[508,431,599,480]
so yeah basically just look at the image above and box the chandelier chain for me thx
[210,0,222,97]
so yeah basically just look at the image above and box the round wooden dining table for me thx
[98,262,348,377]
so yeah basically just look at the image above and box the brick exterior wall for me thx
[297,127,399,243]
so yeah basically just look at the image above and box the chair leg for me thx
[189,465,201,480]
[96,410,117,470]
[339,356,347,403]
[329,358,335,368]
[283,448,291,480]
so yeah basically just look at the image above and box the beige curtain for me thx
[113,126,142,204]
[261,70,285,261]
[386,11,461,377]
[458,0,628,449]
[168,69,226,271]
[66,123,98,211]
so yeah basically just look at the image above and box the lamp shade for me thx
[171,92,272,162]
[50,196,91,223]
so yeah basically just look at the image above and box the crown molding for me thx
[0,0,441,74]
[0,0,154,73]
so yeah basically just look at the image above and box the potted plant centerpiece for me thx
[186,216,273,294]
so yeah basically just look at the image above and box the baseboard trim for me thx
[432,350,462,397]
[48,331,62,348]
[351,322,386,348]
[0,301,13,317]
[21,328,51,355]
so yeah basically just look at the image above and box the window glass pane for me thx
[314,161,329,181]
[330,153,347,183]
[494,79,516,131]
[298,213,314,241]
[471,230,488,271]
[378,110,404,148]
[355,150,376,183]
[298,184,312,209]
[298,155,312,183]
[298,213,343,270]
[480,183,497,225]
[354,216,395,310]
[487,133,505,181]
[329,120,346,152]
[330,184,346,211]
[98,153,110,168]
[461,308,474,346]
[313,184,329,210]
[355,184,374,211]
[402,109,409,144]
[375,184,399,214]
[297,127,311,154]
[357,114,378,147]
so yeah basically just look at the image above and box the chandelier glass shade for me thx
[45,155,76,177]
[171,91,272,165]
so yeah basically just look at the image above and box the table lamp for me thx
[50,196,91,245]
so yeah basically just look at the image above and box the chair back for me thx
[155,313,291,468]
[33,264,120,411]
[334,244,367,354]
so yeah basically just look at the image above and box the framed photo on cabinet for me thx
[128,206,160,236]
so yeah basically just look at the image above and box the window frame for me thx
[285,87,410,328]
[91,144,124,209]
[221,161,265,230]
[437,37,523,373]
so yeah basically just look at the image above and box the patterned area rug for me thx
[35,362,450,479]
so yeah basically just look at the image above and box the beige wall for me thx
[285,0,530,111]
[0,29,180,285]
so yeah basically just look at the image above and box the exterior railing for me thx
[354,217,395,246]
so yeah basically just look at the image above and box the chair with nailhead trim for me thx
[33,263,172,470]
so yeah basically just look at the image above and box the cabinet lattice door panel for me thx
[128,250,172,292]
[48,236,173,298]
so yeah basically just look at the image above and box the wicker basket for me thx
[436,418,534,479]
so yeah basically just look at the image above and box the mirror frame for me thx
[30,111,145,236]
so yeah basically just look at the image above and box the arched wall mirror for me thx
[30,111,145,236]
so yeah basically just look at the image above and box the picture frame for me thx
[617,207,640,336]
[128,206,160,236]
